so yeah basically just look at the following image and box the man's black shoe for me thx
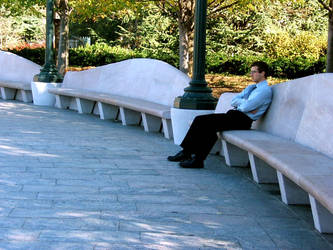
[179,158,204,168]
[167,150,191,162]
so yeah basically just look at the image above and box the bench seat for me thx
[49,87,171,119]
[216,74,333,233]
[222,130,333,233]
[0,80,31,90]
[222,130,333,212]
[0,50,40,103]
[0,80,33,102]
[48,59,190,139]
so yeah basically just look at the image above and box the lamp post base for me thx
[171,107,215,145]
[31,81,60,106]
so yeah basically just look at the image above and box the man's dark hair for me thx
[251,61,269,77]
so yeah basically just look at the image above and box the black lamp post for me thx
[174,0,217,110]
[35,0,63,83]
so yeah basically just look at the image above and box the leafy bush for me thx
[7,46,45,65]
[69,43,135,66]
[263,31,327,61]
[268,56,326,78]
[206,0,327,75]
[69,43,178,68]
[7,44,326,79]
[206,51,326,78]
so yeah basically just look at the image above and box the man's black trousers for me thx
[180,110,253,161]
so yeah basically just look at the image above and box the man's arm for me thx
[237,87,272,113]
[230,85,254,108]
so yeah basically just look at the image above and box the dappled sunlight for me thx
[1,91,330,248]
[19,130,42,134]
[66,231,140,244]
[6,230,39,241]
[0,144,58,158]
[0,178,17,186]
[141,232,239,248]
[0,102,18,109]
[67,231,97,240]
[56,211,100,218]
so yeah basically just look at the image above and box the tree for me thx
[317,0,333,72]
[54,0,142,74]
[0,0,137,75]
[54,0,72,75]
[152,0,251,74]
[206,0,326,59]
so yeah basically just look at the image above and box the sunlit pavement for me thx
[0,99,332,250]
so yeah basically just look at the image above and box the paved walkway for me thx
[0,99,332,250]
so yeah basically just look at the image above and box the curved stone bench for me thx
[216,73,333,233]
[0,50,41,102]
[48,58,190,139]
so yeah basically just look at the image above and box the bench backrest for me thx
[0,50,41,83]
[257,73,333,158]
[216,73,333,158]
[215,92,236,113]
[62,58,190,106]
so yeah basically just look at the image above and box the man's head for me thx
[250,61,269,83]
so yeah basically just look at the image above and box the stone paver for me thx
[0,99,332,250]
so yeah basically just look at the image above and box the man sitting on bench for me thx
[167,61,273,168]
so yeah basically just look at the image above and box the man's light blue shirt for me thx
[231,80,272,120]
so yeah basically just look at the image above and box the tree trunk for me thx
[326,2,333,72]
[179,22,190,74]
[54,16,61,65]
[178,0,195,75]
[57,13,69,75]
[56,0,71,76]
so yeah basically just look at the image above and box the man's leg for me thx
[179,110,253,168]
[168,113,220,162]
[180,113,227,159]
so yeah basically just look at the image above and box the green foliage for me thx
[69,4,179,67]
[0,6,45,48]
[69,43,178,67]
[2,0,328,79]
[268,56,326,78]
[7,43,326,79]
[7,46,45,65]
[115,4,178,53]
[263,31,327,60]
[0,0,44,17]
[206,0,327,63]
[206,51,326,78]
[70,17,122,45]
[69,43,137,66]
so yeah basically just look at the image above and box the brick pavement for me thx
[0,99,332,249]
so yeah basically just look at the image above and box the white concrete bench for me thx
[0,50,41,102]
[215,73,333,233]
[48,58,190,139]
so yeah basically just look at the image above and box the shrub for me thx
[268,56,326,78]
[206,51,326,79]
[69,43,178,68]
[263,31,327,61]
[6,44,326,79]
[7,46,45,65]
[69,44,138,67]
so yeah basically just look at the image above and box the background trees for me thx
[206,0,327,60]
[0,2,45,48]
[317,0,333,71]
[0,0,329,77]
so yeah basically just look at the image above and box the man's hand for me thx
[250,109,258,114]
